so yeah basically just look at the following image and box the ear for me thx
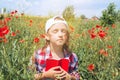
[45,33,50,40]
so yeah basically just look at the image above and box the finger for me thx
[59,66,66,71]
[54,70,63,74]
[59,71,66,78]
[51,66,61,70]
[54,74,63,80]
[34,74,39,79]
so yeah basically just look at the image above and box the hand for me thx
[43,66,63,79]
[58,67,71,80]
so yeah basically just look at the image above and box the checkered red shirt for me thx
[30,46,80,80]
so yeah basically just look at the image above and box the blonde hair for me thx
[42,17,71,54]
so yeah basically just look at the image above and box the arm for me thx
[69,53,80,80]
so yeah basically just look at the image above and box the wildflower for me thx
[16,30,20,33]
[96,25,102,29]
[99,49,108,57]
[29,24,32,26]
[75,34,80,38]
[112,24,116,28]
[19,39,25,43]
[91,27,95,31]
[102,51,108,57]
[3,38,7,43]
[69,25,74,32]
[98,30,106,38]
[29,20,33,23]
[40,34,45,38]
[16,16,18,19]
[99,49,105,54]
[0,25,10,38]
[87,64,95,71]
[118,39,120,44]
[90,33,96,39]
[11,32,16,37]
[33,37,40,43]
[105,27,109,30]
[11,11,14,15]
[107,45,113,49]
[0,37,7,43]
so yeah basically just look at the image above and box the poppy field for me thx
[0,10,120,80]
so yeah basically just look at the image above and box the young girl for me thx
[30,16,80,80]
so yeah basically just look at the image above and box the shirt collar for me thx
[45,45,69,58]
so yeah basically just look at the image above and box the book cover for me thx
[45,58,69,72]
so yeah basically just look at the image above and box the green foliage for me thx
[117,10,120,22]
[100,3,118,26]
[79,14,86,19]
[62,5,75,21]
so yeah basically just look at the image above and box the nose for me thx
[58,31,63,36]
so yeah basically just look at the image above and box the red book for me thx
[45,58,69,72]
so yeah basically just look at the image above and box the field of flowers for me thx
[0,10,120,80]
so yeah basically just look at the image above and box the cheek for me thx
[49,35,56,41]
[64,35,68,40]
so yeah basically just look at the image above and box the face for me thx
[46,23,68,46]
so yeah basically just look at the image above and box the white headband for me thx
[45,16,68,33]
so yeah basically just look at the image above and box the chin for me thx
[56,43,64,46]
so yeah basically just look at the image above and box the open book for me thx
[45,58,69,72]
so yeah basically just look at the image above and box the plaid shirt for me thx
[30,46,80,80]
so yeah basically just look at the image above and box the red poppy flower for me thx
[87,64,95,71]
[96,25,102,29]
[112,24,116,28]
[69,26,74,32]
[16,30,20,33]
[11,32,16,36]
[107,45,113,49]
[40,34,45,38]
[33,37,40,43]
[103,51,108,57]
[29,20,33,23]
[0,26,10,38]
[3,38,7,43]
[98,30,106,38]
[29,23,32,26]
[105,27,109,30]
[88,28,95,33]
[75,34,80,38]
[90,33,96,39]
[99,49,108,57]
[19,39,25,43]
[99,49,105,54]
[16,16,18,19]
[88,29,91,34]
[11,11,14,15]
[118,39,120,44]
[91,27,95,31]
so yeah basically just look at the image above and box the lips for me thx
[57,39,63,41]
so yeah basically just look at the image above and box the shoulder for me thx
[33,48,45,59]
[34,48,45,55]
[69,52,78,62]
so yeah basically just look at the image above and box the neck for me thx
[49,43,64,58]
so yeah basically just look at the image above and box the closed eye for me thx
[52,29,58,33]
[61,29,67,33]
